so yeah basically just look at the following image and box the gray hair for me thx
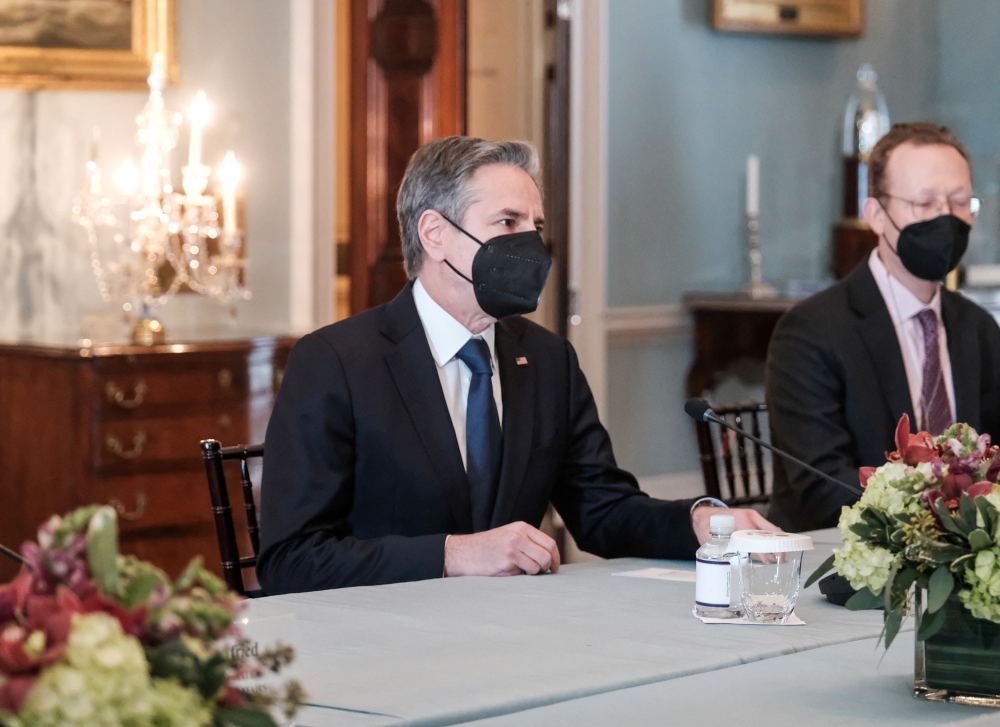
[396,136,541,278]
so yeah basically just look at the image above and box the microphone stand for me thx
[0,543,23,565]
[684,398,863,498]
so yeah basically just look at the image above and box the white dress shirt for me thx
[412,279,503,470]
[868,249,956,430]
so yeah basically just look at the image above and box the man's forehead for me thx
[886,142,971,187]
[467,165,543,213]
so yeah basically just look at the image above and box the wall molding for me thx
[605,303,690,344]
[567,0,609,419]
[289,0,336,331]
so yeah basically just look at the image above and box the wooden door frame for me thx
[288,0,608,418]
[567,0,609,419]
[289,0,337,331]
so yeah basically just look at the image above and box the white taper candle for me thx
[746,154,760,217]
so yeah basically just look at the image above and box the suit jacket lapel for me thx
[942,291,981,427]
[490,319,535,528]
[848,264,916,426]
[381,285,473,533]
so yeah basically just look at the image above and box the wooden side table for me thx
[682,293,798,398]
[0,331,297,583]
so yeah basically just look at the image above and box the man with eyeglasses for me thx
[765,122,1000,532]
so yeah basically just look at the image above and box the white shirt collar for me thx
[868,248,942,322]
[412,278,496,369]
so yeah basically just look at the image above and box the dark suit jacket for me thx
[257,283,700,594]
[766,261,1000,532]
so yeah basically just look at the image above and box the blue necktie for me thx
[456,338,502,531]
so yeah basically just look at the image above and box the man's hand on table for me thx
[444,521,561,577]
[691,506,780,545]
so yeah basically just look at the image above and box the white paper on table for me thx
[613,567,697,582]
[692,609,806,626]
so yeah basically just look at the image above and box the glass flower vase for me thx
[914,589,1000,707]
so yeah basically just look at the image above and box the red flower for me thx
[0,570,31,627]
[0,584,148,714]
[859,467,877,488]
[987,455,1000,484]
[922,478,995,523]
[887,414,940,466]
[0,675,36,715]
[217,685,249,709]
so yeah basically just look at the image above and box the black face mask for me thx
[882,207,970,282]
[439,215,552,319]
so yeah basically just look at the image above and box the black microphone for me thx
[0,543,23,565]
[684,398,863,497]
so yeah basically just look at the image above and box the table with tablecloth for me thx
[246,529,996,727]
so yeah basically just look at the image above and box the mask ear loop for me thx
[877,198,906,260]
[437,212,483,285]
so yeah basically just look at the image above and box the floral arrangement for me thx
[808,414,1000,649]
[0,506,303,726]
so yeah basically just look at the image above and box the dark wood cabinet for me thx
[683,294,797,398]
[0,335,295,583]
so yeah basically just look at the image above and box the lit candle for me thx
[219,151,242,235]
[187,91,210,169]
[746,154,760,217]
[117,156,139,196]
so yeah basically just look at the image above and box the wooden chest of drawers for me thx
[0,334,296,583]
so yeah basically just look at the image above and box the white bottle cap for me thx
[729,530,814,553]
[709,514,736,535]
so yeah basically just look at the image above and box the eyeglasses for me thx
[879,193,981,222]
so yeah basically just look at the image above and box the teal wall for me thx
[606,0,951,478]
[939,0,1000,266]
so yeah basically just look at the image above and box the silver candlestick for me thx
[741,213,776,299]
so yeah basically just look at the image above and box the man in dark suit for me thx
[258,136,773,594]
[767,122,1000,532]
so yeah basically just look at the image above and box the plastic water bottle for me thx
[695,514,741,619]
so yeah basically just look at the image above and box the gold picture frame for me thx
[0,0,177,91]
[712,0,864,38]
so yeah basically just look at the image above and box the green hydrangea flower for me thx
[959,547,1000,623]
[17,613,212,727]
[857,462,925,516]
[834,536,898,596]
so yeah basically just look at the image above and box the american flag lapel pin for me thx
[516,356,528,366]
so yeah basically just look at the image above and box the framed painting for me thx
[0,0,176,90]
[711,0,864,38]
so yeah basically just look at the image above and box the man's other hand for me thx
[444,521,561,577]
[692,506,780,545]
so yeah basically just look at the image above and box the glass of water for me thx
[730,531,814,624]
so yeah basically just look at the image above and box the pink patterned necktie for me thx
[914,308,953,436]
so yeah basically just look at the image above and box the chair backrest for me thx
[200,439,264,597]
[693,402,772,508]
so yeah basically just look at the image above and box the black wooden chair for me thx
[693,402,772,508]
[200,439,264,597]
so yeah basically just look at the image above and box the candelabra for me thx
[72,53,248,345]
[740,213,776,299]
[740,154,776,299]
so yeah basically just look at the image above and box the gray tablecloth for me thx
[461,631,995,727]
[251,531,913,726]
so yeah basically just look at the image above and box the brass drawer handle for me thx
[105,379,147,409]
[274,367,285,392]
[218,368,233,389]
[105,430,148,460]
[108,492,147,521]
